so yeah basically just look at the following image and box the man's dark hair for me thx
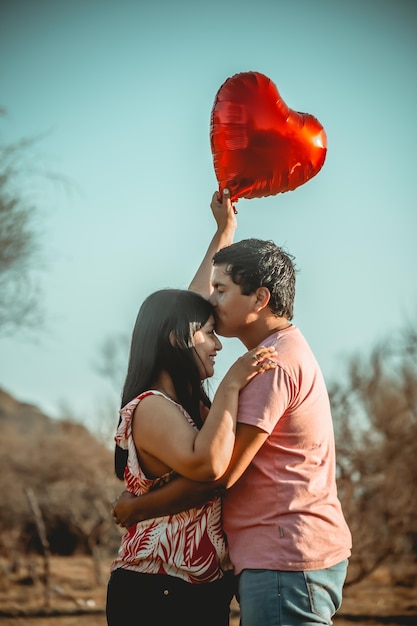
[213,238,296,319]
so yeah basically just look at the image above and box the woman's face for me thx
[192,315,222,379]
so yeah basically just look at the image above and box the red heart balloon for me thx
[210,71,327,202]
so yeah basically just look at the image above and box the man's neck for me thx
[240,316,291,350]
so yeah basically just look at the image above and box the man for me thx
[113,189,352,626]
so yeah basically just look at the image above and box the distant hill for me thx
[0,387,60,435]
[0,387,121,556]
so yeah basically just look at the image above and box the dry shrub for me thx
[0,389,121,561]
[330,326,417,584]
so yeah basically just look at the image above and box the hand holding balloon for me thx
[210,189,238,236]
[210,71,327,202]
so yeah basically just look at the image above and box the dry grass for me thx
[0,555,416,626]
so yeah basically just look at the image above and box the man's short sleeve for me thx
[237,366,294,434]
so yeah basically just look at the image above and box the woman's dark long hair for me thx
[115,289,214,480]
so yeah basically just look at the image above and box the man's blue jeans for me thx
[238,560,348,626]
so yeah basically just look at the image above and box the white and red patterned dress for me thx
[111,390,232,584]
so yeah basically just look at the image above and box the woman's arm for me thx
[134,345,276,481]
[113,422,269,528]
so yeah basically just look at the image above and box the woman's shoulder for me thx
[134,390,197,430]
[123,389,177,410]
[133,390,188,419]
[135,389,182,409]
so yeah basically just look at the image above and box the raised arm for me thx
[188,189,237,297]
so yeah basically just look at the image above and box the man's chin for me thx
[215,325,232,338]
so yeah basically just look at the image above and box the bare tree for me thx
[92,333,130,443]
[330,324,417,585]
[25,487,51,607]
[0,125,49,335]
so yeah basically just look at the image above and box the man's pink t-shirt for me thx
[222,325,352,574]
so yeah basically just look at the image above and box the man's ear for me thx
[254,287,271,311]
[169,331,177,347]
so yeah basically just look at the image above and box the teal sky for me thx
[1,0,416,430]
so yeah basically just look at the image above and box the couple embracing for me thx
[106,189,352,626]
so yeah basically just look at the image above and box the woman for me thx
[106,288,276,626]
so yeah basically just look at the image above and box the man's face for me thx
[209,264,255,338]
